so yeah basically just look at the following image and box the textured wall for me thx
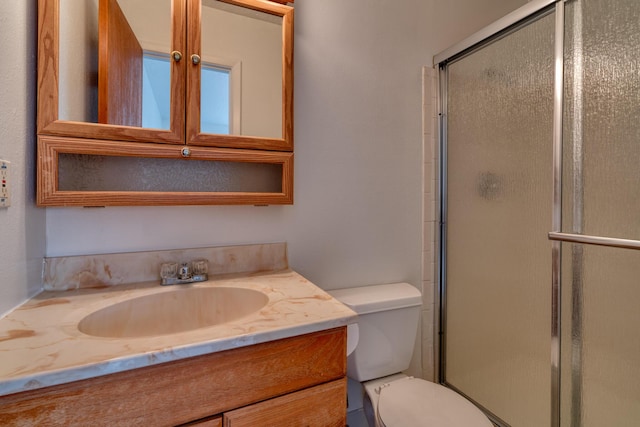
[2,0,527,378]
[0,0,46,317]
[46,0,430,295]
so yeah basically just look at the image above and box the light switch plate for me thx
[1,159,10,207]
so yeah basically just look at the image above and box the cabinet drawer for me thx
[223,378,347,427]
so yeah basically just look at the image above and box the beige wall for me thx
[46,0,432,289]
[427,0,529,56]
[2,0,526,378]
[0,0,45,317]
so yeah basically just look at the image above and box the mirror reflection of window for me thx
[201,64,232,135]
[142,53,170,129]
[141,54,234,133]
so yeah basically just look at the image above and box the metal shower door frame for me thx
[435,1,562,426]
[438,0,640,425]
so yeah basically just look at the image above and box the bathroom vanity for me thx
[0,328,347,426]
[0,244,356,426]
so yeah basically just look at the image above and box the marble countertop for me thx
[0,269,357,397]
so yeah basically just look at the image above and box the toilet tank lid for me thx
[328,283,421,315]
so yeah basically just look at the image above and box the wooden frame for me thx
[37,0,295,206]
[37,136,294,206]
[37,0,293,151]
[186,0,294,151]
[37,0,187,144]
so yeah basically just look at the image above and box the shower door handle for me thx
[548,232,640,250]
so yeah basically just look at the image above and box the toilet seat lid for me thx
[376,377,493,427]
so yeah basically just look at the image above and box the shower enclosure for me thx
[435,0,640,426]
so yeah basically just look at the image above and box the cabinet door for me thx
[222,379,347,427]
[38,0,186,144]
[185,0,294,151]
[39,0,292,151]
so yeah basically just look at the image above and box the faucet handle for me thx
[160,262,178,280]
[192,259,209,276]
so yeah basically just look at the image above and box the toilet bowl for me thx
[329,283,492,427]
[362,374,493,427]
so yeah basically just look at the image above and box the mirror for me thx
[201,0,283,138]
[51,0,292,147]
[58,0,173,128]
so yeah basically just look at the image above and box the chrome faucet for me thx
[160,259,208,286]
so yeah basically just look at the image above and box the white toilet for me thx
[329,283,493,427]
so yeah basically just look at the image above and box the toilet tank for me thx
[329,283,422,382]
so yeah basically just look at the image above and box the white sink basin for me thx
[78,287,268,338]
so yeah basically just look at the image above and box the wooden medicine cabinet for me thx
[37,0,294,206]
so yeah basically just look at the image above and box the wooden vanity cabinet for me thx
[0,327,347,427]
[222,378,346,427]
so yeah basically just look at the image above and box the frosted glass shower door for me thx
[560,0,640,425]
[443,11,555,427]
